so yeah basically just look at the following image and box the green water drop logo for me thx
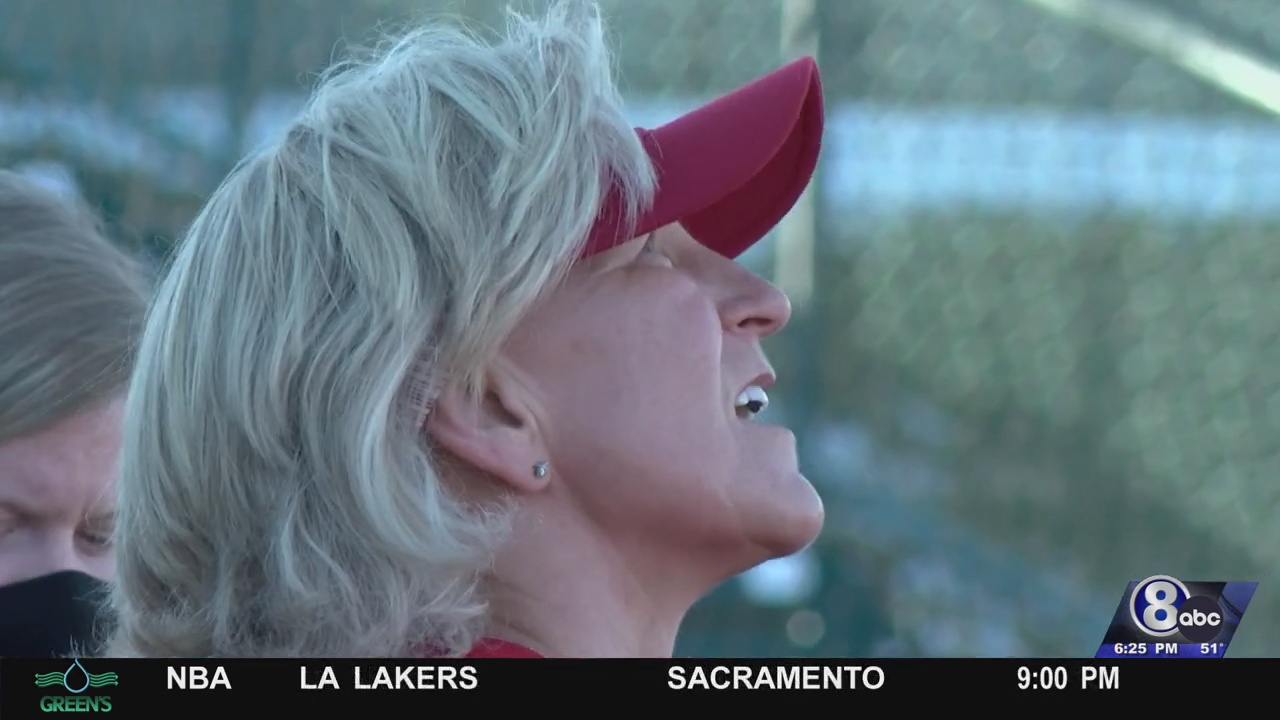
[63,658,90,694]
[32,659,118,694]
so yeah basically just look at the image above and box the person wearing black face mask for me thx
[0,170,150,657]
[0,571,111,656]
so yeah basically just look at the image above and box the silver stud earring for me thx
[532,461,549,479]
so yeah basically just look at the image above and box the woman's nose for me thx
[721,272,792,338]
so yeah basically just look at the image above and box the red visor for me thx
[582,56,824,259]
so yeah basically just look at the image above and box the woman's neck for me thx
[484,512,707,658]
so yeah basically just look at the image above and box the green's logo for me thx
[35,659,116,712]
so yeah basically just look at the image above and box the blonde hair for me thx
[0,170,149,442]
[106,1,656,657]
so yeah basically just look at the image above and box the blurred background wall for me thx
[3,0,1277,657]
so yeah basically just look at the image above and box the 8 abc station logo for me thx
[1129,575,1225,643]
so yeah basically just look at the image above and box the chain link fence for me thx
[4,0,1277,657]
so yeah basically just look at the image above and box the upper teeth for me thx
[735,385,769,415]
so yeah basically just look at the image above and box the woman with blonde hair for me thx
[107,0,825,658]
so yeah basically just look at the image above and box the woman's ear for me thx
[424,368,551,494]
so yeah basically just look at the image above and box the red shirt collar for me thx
[464,638,543,658]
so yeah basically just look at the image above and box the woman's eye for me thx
[79,531,110,546]
[77,526,113,551]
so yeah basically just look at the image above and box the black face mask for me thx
[0,570,109,657]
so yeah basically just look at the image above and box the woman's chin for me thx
[753,478,826,558]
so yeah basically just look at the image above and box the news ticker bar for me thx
[2,658,1277,713]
